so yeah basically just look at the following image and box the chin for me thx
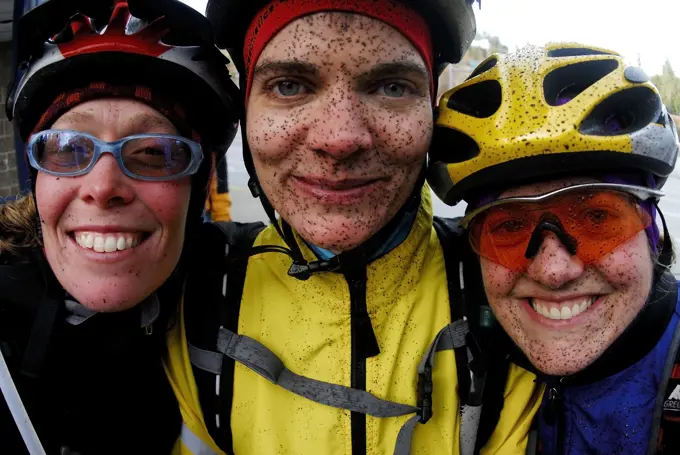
[291,211,386,253]
[68,287,151,313]
[525,347,600,377]
[299,224,375,253]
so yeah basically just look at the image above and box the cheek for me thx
[596,232,653,288]
[138,180,192,228]
[246,108,308,165]
[372,105,432,162]
[480,260,524,332]
[35,173,75,227]
[480,257,519,299]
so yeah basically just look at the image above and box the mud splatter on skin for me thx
[247,13,433,252]
[479,178,654,376]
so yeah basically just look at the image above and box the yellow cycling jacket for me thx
[166,190,542,455]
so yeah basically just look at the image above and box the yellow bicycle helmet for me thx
[428,42,679,205]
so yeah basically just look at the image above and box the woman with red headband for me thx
[0,0,239,453]
[162,1,542,454]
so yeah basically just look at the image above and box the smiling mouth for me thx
[529,296,599,321]
[294,176,384,190]
[70,231,151,253]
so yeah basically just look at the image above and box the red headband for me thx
[243,0,434,101]
[31,82,200,142]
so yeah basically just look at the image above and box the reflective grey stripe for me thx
[394,414,421,455]
[189,343,223,375]
[218,327,418,417]
[180,424,219,455]
[216,319,470,455]
[460,404,482,455]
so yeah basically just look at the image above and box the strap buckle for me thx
[288,258,341,280]
[417,364,434,423]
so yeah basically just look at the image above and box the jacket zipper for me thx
[544,379,565,455]
[348,269,367,455]
[345,266,380,455]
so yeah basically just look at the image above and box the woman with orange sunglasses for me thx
[429,43,680,454]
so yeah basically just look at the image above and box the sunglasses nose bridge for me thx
[97,140,121,156]
[524,216,579,259]
[91,140,125,165]
[75,140,128,182]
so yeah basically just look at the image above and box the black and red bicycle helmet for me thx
[7,0,241,159]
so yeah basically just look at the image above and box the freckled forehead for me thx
[256,12,425,72]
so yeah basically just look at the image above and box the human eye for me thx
[484,208,532,246]
[374,81,413,98]
[261,78,312,101]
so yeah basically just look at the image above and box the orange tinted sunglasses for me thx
[460,184,662,272]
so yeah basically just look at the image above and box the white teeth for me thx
[104,236,117,253]
[94,235,105,253]
[74,231,143,253]
[532,296,597,321]
[560,306,572,319]
[535,304,546,317]
[82,233,94,248]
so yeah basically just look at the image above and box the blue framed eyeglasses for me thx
[27,130,204,181]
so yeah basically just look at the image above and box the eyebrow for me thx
[253,60,321,78]
[56,110,96,126]
[127,113,176,134]
[56,110,175,136]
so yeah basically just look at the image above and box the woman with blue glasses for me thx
[0,0,239,453]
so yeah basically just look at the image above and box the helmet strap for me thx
[654,203,674,279]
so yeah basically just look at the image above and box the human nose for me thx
[525,232,585,289]
[77,154,136,208]
[305,88,373,160]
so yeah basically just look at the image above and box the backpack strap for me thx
[189,312,472,455]
[17,250,64,380]
[432,217,491,455]
[651,281,680,454]
[183,221,265,453]
[463,248,512,454]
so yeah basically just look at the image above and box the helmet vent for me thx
[579,87,661,136]
[49,25,74,44]
[548,47,616,58]
[544,59,619,106]
[446,80,502,118]
[430,127,480,164]
[467,57,498,80]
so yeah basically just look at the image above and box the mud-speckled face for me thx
[479,177,654,376]
[247,12,432,252]
[36,99,191,312]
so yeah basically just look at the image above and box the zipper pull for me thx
[543,381,563,426]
